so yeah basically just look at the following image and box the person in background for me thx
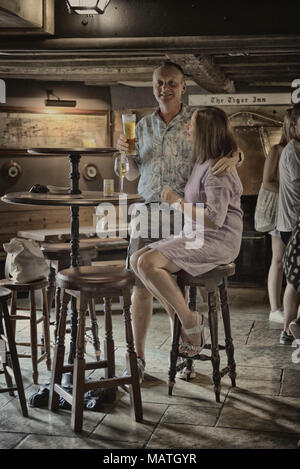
[289,314,300,345]
[130,106,243,359]
[277,103,300,345]
[262,109,293,323]
[117,62,243,382]
[283,218,300,344]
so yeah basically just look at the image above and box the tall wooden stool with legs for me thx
[41,242,98,314]
[0,278,51,385]
[169,263,236,403]
[0,287,28,416]
[49,265,143,433]
[41,242,100,359]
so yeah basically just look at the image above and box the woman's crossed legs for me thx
[130,247,203,349]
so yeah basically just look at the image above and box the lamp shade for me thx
[66,0,111,14]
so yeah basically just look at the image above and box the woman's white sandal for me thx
[179,312,206,358]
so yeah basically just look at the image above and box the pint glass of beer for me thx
[122,113,136,155]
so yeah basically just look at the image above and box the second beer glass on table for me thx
[122,113,136,155]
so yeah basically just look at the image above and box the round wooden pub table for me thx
[2,148,143,402]
[1,190,142,362]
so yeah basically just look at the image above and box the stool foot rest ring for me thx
[168,264,237,403]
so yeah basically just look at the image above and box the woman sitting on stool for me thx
[130,107,243,357]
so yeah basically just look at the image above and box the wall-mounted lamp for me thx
[65,0,111,15]
[45,89,77,108]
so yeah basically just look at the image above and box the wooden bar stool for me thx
[0,278,51,385]
[41,242,100,359]
[169,263,236,403]
[49,265,143,433]
[0,287,28,416]
[41,241,98,312]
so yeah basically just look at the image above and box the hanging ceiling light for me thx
[65,0,111,15]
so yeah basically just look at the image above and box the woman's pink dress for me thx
[148,160,243,276]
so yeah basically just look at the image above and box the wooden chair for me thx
[0,287,28,416]
[49,265,143,433]
[0,278,51,385]
[169,263,236,403]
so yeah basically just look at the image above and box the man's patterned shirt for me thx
[133,104,193,203]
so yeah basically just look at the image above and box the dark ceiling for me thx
[0,0,299,93]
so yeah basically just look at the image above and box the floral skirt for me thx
[283,219,300,291]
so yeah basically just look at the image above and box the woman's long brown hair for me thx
[192,106,237,165]
[279,108,293,146]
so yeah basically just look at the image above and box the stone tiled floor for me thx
[1,288,300,449]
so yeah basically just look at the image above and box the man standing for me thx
[277,103,300,345]
[117,61,241,381]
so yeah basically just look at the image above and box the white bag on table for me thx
[3,238,50,284]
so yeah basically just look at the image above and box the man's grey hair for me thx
[153,61,186,80]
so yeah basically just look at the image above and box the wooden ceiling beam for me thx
[220,63,300,70]
[168,54,235,93]
[0,64,154,75]
[0,71,154,82]
[227,70,300,76]
[216,55,300,66]
[0,35,298,89]
[0,56,166,65]
[1,35,300,54]
[247,81,293,87]
[0,73,119,82]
